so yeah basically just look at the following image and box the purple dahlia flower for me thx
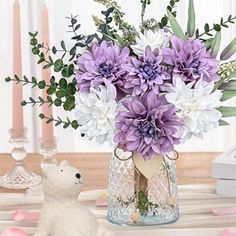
[114,92,182,159]
[124,46,170,96]
[163,36,220,82]
[76,41,131,100]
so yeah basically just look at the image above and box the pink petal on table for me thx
[221,229,236,236]
[1,228,29,236]
[95,192,108,207]
[13,210,40,222]
[210,207,236,216]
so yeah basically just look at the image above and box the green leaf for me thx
[167,10,185,40]
[54,98,62,107]
[59,78,68,89]
[217,106,236,117]
[21,101,27,106]
[213,24,221,32]
[29,31,38,37]
[47,87,56,95]
[38,80,46,89]
[209,31,221,58]
[219,119,230,126]
[221,90,236,101]
[187,0,195,37]
[61,64,74,78]
[30,38,38,46]
[204,23,210,33]
[56,90,66,98]
[219,80,236,90]
[63,96,75,111]
[39,113,45,119]
[220,37,236,60]
[161,16,168,27]
[32,47,40,55]
[204,38,214,50]
[5,77,11,82]
[63,123,70,129]
[43,64,52,70]
[67,83,77,95]
[38,57,45,64]
[71,120,79,129]
[54,59,64,72]
[228,70,236,79]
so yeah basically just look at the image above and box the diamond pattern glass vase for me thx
[107,150,179,225]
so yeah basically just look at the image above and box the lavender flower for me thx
[163,36,220,83]
[124,46,170,96]
[114,92,182,159]
[76,41,131,100]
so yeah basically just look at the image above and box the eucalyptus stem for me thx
[21,96,55,107]
[39,113,79,129]
[197,15,236,38]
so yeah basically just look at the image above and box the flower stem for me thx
[141,0,148,25]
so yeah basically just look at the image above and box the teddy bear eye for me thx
[61,170,63,172]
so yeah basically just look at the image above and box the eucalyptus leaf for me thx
[54,59,64,72]
[217,106,236,117]
[187,0,195,37]
[209,31,221,58]
[220,37,236,60]
[167,10,185,40]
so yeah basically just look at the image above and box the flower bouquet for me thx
[6,0,236,226]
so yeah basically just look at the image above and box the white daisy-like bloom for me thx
[131,29,170,56]
[165,76,223,142]
[74,84,119,144]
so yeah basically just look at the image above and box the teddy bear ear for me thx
[59,160,70,167]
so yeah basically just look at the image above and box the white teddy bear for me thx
[33,161,114,236]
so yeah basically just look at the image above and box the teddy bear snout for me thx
[75,173,81,179]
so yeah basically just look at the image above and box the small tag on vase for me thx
[132,153,163,179]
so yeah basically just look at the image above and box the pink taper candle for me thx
[12,0,24,136]
[41,4,54,148]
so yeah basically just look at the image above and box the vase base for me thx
[107,212,179,226]
[0,163,42,190]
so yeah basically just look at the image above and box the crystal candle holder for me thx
[0,128,41,189]
[26,137,58,196]
[39,136,58,169]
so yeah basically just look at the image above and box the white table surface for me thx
[0,184,235,236]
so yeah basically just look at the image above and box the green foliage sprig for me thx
[159,0,180,29]
[21,96,54,107]
[94,0,136,47]
[5,75,77,112]
[39,114,79,129]
[196,15,236,39]
[29,32,75,78]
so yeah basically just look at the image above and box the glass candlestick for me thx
[26,137,58,196]
[39,136,58,169]
[0,128,41,189]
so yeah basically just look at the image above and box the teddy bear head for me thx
[42,161,83,200]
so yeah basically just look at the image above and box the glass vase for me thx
[107,150,179,226]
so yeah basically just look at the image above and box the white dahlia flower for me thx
[74,84,119,144]
[131,29,170,56]
[165,76,223,141]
